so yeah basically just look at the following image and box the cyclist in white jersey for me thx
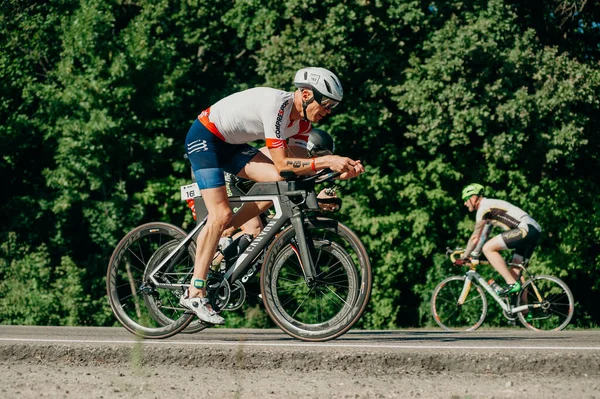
[192,128,339,241]
[201,129,340,271]
[455,183,542,296]
[181,67,364,324]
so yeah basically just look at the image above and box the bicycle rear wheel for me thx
[106,222,195,338]
[143,239,208,334]
[516,275,574,331]
[431,276,487,331]
[260,218,372,342]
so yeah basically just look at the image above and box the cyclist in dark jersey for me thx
[456,183,542,296]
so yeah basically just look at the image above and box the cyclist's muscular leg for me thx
[222,215,263,239]
[482,236,517,285]
[228,201,272,231]
[509,254,526,284]
[239,215,263,237]
[223,151,280,235]
[190,186,232,298]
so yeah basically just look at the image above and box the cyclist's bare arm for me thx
[268,147,364,177]
[286,145,310,159]
[260,144,309,159]
[463,220,487,258]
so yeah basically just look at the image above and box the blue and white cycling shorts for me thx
[185,119,259,190]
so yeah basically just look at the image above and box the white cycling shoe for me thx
[179,291,225,325]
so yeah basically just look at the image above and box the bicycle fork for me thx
[289,212,319,288]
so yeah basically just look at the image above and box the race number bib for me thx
[180,183,201,200]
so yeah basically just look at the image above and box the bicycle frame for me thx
[146,179,324,291]
[457,267,544,315]
[434,246,574,332]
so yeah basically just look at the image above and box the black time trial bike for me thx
[106,169,372,342]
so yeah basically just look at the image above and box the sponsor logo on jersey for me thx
[275,100,289,138]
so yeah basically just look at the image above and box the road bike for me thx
[106,169,372,341]
[431,248,574,332]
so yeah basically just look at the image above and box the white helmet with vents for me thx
[294,67,343,104]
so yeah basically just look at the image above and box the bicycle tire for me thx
[106,222,195,338]
[260,218,372,342]
[516,275,574,331]
[431,276,488,331]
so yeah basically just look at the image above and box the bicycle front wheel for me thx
[260,218,372,342]
[431,276,487,331]
[516,275,574,331]
[106,222,195,338]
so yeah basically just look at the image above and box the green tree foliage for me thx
[0,233,89,325]
[395,1,600,327]
[1,0,598,328]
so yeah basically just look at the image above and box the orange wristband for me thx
[311,157,317,171]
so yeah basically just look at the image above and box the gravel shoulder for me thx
[2,327,600,398]
[2,361,599,399]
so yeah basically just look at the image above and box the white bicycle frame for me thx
[457,269,543,315]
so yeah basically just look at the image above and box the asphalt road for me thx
[1,326,599,398]
[1,326,600,371]
[2,325,600,349]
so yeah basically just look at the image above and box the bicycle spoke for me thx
[278,286,308,303]
[123,250,148,274]
[272,241,355,323]
[107,223,197,338]
[323,285,351,307]
[261,220,371,341]
[431,277,486,331]
[277,279,307,289]
[290,287,316,317]
[317,263,345,279]
[517,275,574,331]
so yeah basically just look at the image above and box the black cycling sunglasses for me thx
[312,90,340,110]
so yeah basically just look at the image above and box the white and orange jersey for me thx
[197,87,311,149]
[476,198,542,232]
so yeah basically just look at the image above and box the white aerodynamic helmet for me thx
[294,67,344,105]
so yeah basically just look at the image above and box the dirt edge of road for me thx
[1,343,599,377]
